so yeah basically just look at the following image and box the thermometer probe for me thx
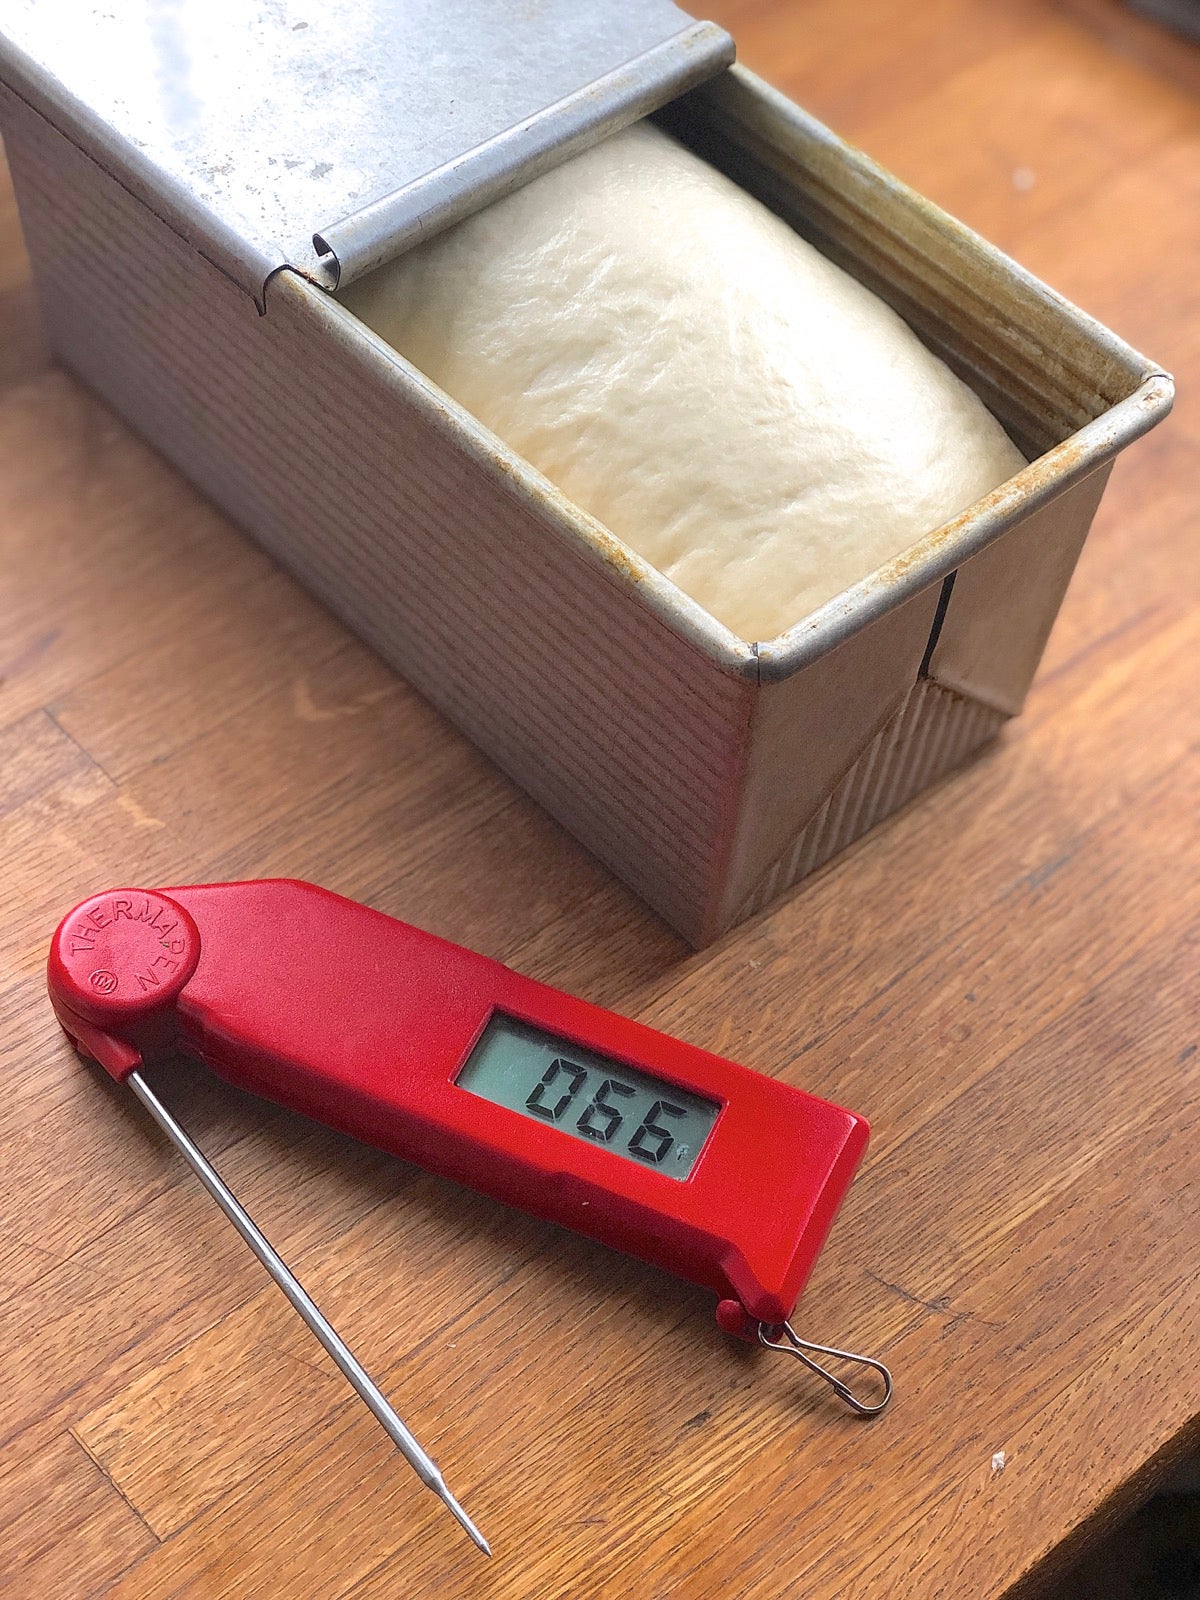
[48,879,892,1552]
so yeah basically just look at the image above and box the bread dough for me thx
[343,123,1026,643]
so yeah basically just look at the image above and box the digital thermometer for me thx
[48,879,891,1550]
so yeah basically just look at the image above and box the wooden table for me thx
[2,3,1197,1596]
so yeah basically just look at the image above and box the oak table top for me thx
[2,2,1197,1596]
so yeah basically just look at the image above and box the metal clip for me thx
[757,1321,893,1416]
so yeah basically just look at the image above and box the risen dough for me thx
[343,123,1025,643]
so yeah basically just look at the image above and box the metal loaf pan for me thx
[0,51,1172,945]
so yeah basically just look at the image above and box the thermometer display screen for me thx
[457,1014,721,1180]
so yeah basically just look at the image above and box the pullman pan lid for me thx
[0,0,733,307]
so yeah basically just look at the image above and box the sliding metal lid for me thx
[0,0,733,310]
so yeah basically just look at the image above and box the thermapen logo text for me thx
[66,895,188,993]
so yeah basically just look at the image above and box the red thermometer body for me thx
[48,879,868,1333]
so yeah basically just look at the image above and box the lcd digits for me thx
[526,1058,689,1167]
[457,1016,720,1180]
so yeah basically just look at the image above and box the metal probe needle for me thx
[126,1070,491,1557]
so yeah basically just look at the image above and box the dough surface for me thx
[343,123,1025,643]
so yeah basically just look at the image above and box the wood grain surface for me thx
[2,2,1197,1596]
